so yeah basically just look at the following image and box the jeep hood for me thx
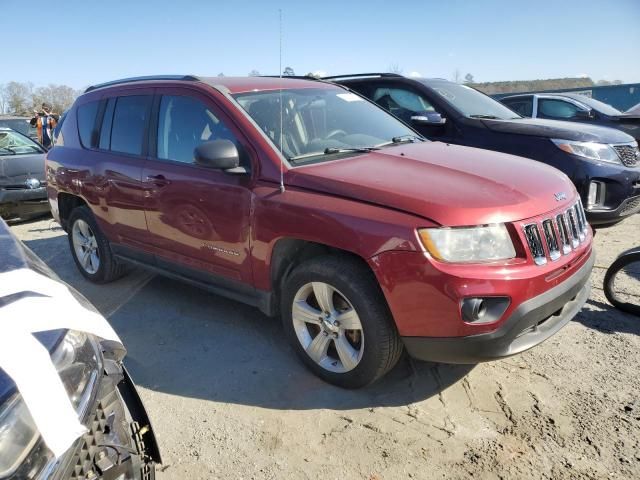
[287,142,576,226]
[0,154,46,185]
[481,117,633,144]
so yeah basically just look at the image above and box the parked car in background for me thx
[500,92,640,142]
[0,218,160,479]
[47,75,594,388]
[0,115,39,143]
[625,102,640,116]
[0,128,49,221]
[328,74,640,228]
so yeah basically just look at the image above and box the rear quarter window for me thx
[77,101,100,148]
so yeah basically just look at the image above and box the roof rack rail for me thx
[261,75,335,84]
[84,75,200,93]
[322,73,404,80]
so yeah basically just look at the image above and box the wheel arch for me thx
[57,193,88,231]
[267,237,379,317]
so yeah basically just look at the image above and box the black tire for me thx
[67,206,127,283]
[603,250,640,317]
[281,255,403,388]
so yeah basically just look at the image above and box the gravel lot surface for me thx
[9,213,640,480]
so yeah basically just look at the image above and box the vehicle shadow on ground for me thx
[112,275,474,410]
[574,299,640,335]
[22,235,473,410]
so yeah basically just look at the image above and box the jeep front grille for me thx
[613,144,639,167]
[522,201,588,266]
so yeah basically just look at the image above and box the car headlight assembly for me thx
[419,224,516,263]
[0,330,102,478]
[551,139,621,164]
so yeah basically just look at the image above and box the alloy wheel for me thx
[291,282,364,373]
[71,219,100,274]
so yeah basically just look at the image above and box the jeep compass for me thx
[46,75,594,388]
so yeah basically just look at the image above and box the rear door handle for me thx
[145,174,171,187]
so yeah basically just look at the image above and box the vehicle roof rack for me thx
[322,73,404,80]
[84,75,201,93]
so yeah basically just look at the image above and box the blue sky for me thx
[2,0,639,89]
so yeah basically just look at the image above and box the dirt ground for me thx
[9,213,640,480]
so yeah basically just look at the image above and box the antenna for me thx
[278,9,285,193]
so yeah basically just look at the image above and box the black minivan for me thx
[328,74,640,227]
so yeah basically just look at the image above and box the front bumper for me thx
[587,194,640,226]
[402,250,594,364]
[0,187,49,220]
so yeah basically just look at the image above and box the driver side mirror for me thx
[410,111,447,126]
[574,109,595,120]
[194,140,246,174]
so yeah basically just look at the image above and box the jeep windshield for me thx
[233,88,423,164]
[422,80,522,120]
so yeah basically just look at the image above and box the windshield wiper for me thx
[288,146,379,163]
[323,146,379,154]
[469,114,500,119]
[0,147,17,155]
[391,134,425,144]
[375,134,425,148]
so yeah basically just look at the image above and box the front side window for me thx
[371,87,436,123]
[110,95,152,155]
[157,95,238,164]
[233,87,419,164]
[538,99,583,119]
[423,80,521,120]
[502,97,533,117]
[0,129,44,155]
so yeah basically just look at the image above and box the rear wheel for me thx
[67,206,127,283]
[281,255,403,388]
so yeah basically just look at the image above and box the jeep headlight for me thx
[0,330,101,478]
[551,139,621,164]
[419,224,516,263]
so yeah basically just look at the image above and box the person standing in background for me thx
[30,102,58,149]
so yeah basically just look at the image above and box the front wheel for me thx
[281,255,403,388]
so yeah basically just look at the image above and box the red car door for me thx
[141,87,255,285]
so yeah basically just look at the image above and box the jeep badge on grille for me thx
[554,192,567,201]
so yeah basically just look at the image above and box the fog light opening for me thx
[461,297,510,324]
[587,181,605,209]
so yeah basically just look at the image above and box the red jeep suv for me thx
[46,75,594,388]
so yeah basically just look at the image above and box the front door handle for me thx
[145,174,171,187]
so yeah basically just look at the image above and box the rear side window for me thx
[110,95,152,155]
[77,100,100,148]
[99,98,116,150]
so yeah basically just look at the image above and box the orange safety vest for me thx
[35,115,57,145]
